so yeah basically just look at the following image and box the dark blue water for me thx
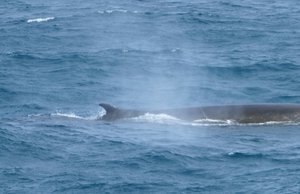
[1,0,300,193]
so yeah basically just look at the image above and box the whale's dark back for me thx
[199,104,300,123]
[99,103,144,121]
[99,103,300,123]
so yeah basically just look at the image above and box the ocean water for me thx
[1,0,300,193]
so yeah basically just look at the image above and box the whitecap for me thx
[27,17,55,23]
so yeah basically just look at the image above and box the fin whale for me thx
[99,103,300,123]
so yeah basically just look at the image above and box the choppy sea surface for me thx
[1,0,300,193]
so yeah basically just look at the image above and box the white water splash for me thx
[27,17,55,23]
[51,112,84,119]
[245,121,298,126]
[128,113,236,126]
[193,118,236,124]
[130,113,182,124]
[50,109,105,120]
[188,119,236,126]
[127,113,300,127]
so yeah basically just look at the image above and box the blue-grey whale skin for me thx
[99,103,300,123]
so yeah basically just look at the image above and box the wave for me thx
[27,17,55,23]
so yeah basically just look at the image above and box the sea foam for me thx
[50,110,105,120]
[130,113,181,123]
[27,17,55,23]
[97,9,139,14]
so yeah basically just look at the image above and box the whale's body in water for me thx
[99,103,300,124]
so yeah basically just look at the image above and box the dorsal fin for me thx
[99,103,117,114]
[98,103,144,121]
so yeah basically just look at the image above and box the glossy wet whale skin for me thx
[100,104,300,123]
